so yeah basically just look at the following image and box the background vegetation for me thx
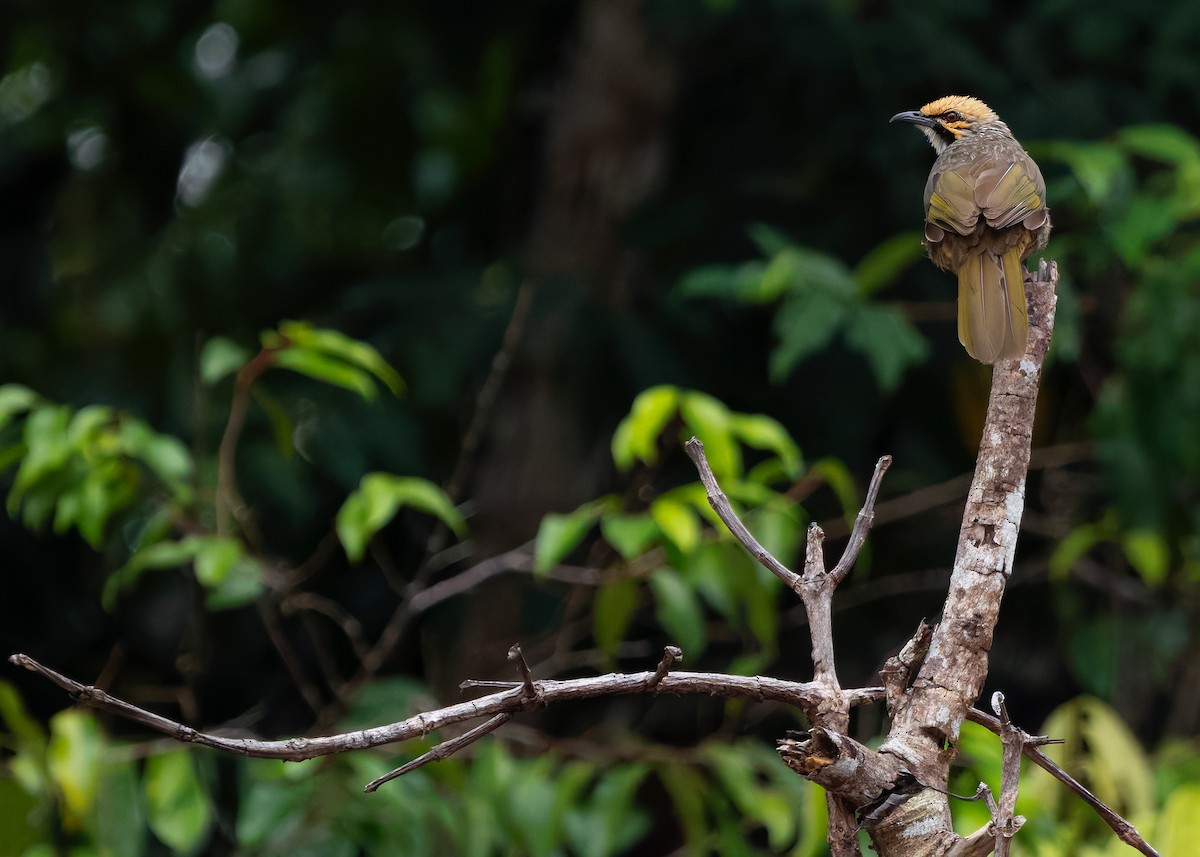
[2,1,1199,854]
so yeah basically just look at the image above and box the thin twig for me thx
[964,707,1160,857]
[646,646,683,691]
[508,644,536,698]
[990,692,1026,857]
[9,652,873,762]
[363,713,513,792]
[282,592,371,662]
[255,600,325,715]
[830,455,892,583]
[684,437,801,591]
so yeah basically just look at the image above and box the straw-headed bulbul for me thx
[891,96,1051,363]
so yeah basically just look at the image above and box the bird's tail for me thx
[957,247,1029,364]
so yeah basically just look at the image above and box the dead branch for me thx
[8,650,876,764]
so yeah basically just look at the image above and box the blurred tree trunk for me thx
[431,0,676,687]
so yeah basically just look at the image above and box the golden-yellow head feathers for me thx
[918,95,997,126]
[891,95,1002,154]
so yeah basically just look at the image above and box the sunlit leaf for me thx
[337,473,465,563]
[1157,783,1200,857]
[611,385,678,471]
[1049,512,1117,581]
[144,750,213,852]
[728,412,802,477]
[650,496,701,556]
[533,504,601,575]
[48,710,103,832]
[272,347,378,399]
[0,383,41,429]
[600,514,661,560]
[277,320,405,396]
[199,336,252,384]
[679,391,740,480]
[1121,528,1169,585]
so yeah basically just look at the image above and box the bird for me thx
[891,96,1051,363]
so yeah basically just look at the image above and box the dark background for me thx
[2,1,1198,854]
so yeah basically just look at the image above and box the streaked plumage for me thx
[891,96,1051,363]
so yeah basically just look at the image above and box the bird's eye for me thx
[943,111,961,123]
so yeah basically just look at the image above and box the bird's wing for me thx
[924,150,1049,238]
[924,167,980,237]
[973,152,1048,231]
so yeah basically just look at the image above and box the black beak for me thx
[890,110,938,129]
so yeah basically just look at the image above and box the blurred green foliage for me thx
[3,0,1200,854]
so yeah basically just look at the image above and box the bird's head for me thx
[890,95,1000,154]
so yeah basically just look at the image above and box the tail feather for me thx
[957,247,1029,363]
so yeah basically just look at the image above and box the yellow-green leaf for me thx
[144,750,212,852]
[337,473,465,563]
[611,386,679,471]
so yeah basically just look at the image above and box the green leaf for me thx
[0,679,47,755]
[0,383,41,429]
[0,777,39,856]
[272,347,379,399]
[746,222,796,257]
[1034,140,1130,207]
[769,290,846,381]
[611,385,678,471]
[844,303,929,391]
[192,537,243,587]
[678,391,740,480]
[1049,513,1117,580]
[1121,528,1169,585]
[675,261,766,301]
[10,404,72,505]
[533,504,602,575]
[1117,123,1200,167]
[118,418,194,503]
[1157,784,1200,857]
[337,473,466,563]
[95,759,146,857]
[105,537,206,608]
[648,568,706,657]
[1110,192,1180,267]
[199,336,252,384]
[251,387,296,458]
[277,320,405,396]
[593,577,640,655]
[658,763,710,848]
[728,413,802,477]
[853,231,926,296]
[686,542,742,622]
[144,750,213,853]
[564,765,652,857]
[48,710,104,829]
[600,514,661,560]
[650,496,701,555]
